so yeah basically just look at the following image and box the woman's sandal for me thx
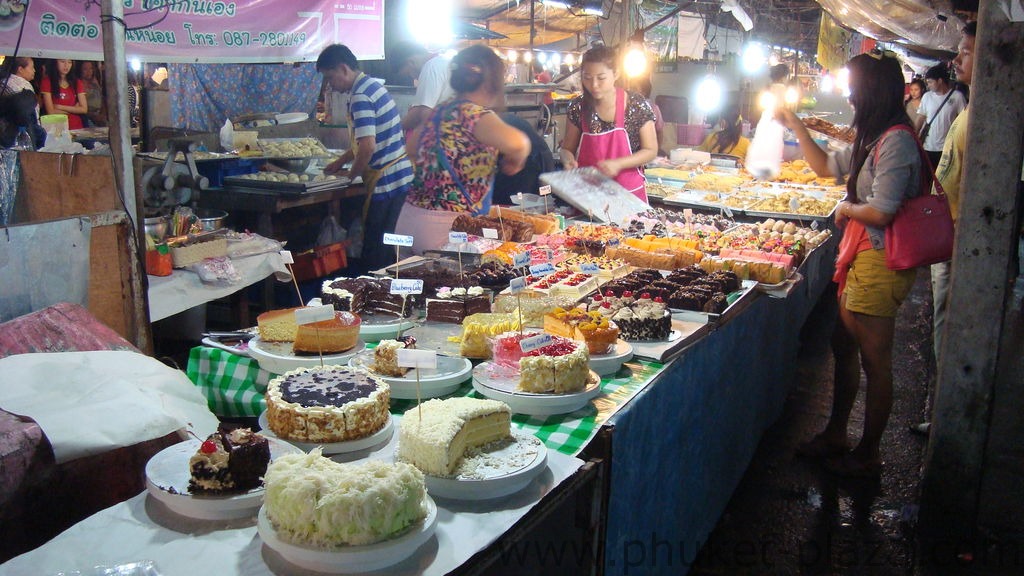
[795,434,848,459]
[824,453,882,479]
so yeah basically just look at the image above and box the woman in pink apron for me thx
[559,45,658,203]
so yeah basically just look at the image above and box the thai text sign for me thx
[0,0,384,62]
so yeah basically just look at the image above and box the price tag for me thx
[397,348,437,369]
[519,333,552,352]
[789,197,801,213]
[294,305,335,325]
[539,184,552,196]
[448,231,469,244]
[279,250,294,264]
[389,279,424,294]
[513,251,531,268]
[683,209,694,219]
[529,263,555,277]
[482,228,499,239]
[509,276,527,294]
[811,220,819,231]
[723,206,734,218]
[383,233,414,247]
[579,262,601,275]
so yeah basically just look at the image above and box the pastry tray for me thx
[223,175,351,195]
[743,199,839,222]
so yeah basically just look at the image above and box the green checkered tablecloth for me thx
[186,346,664,456]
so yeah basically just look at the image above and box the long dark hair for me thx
[46,59,80,89]
[712,105,742,154]
[845,52,911,202]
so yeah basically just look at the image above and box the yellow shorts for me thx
[843,249,917,317]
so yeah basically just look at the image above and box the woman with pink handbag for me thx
[776,49,929,478]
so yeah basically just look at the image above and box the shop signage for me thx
[0,0,384,62]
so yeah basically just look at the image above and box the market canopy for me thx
[0,0,385,63]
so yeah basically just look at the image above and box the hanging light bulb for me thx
[507,49,518,62]
[523,51,534,63]
[549,53,561,68]
[784,86,799,106]
[623,46,647,78]
[537,52,548,64]
[563,53,575,67]
[759,90,777,112]
[820,74,834,94]
[694,74,723,114]
[742,43,765,74]
[130,58,142,72]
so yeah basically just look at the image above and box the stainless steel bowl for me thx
[267,157,314,173]
[194,209,228,232]
[144,216,169,241]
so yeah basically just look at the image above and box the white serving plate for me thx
[471,363,602,416]
[588,339,634,375]
[247,336,366,374]
[145,437,301,520]
[258,411,393,455]
[420,431,548,500]
[358,316,419,342]
[257,496,437,573]
[348,350,471,399]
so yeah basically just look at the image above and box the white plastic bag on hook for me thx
[745,110,785,180]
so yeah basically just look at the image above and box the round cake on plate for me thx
[265,366,389,443]
[491,332,590,394]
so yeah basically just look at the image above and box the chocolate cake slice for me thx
[189,428,270,494]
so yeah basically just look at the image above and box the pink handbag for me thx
[874,125,955,270]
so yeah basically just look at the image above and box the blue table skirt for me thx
[604,236,838,574]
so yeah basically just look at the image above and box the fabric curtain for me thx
[168,63,320,132]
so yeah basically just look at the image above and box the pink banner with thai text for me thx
[0,0,384,63]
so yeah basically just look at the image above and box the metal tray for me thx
[223,174,351,195]
[743,199,839,222]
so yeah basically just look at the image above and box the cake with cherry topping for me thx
[188,427,270,494]
[544,307,620,355]
[492,332,591,393]
[265,366,390,443]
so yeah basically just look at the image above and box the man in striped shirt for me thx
[318,44,414,272]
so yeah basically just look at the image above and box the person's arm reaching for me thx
[559,121,582,170]
[474,112,531,175]
[775,109,831,177]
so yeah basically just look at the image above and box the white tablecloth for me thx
[0,451,583,576]
[147,252,289,322]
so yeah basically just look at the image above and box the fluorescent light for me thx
[820,74,834,93]
[695,75,723,114]
[130,58,141,72]
[407,0,453,48]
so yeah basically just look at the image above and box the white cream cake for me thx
[397,398,511,477]
[263,449,427,546]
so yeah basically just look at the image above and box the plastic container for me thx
[40,114,69,138]
[291,241,348,281]
[12,127,32,150]
[196,158,260,187]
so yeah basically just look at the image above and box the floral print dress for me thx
[406,99,499,214]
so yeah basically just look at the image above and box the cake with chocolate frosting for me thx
[321,276,411,317]
[425,286,491,324]
[188,427,270,494]
[265,366,390,443]
[610,293,672,341]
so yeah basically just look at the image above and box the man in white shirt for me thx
[392,43,454,141]
[914,62,967,170]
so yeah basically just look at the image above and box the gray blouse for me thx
[827,129,923,249]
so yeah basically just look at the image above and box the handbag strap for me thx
[873,124,946,197]
[922,89,956,134]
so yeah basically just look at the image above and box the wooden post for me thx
[918,3,1024,555]
[101,0,152,352]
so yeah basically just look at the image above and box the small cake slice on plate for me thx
[373,336,416,377]
[397,397,511,477]
[189,427,270,493]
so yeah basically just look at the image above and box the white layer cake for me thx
[397,398,511,477]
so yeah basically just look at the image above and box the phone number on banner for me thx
[221,30,308,48]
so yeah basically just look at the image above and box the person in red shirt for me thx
[40,59,87,130]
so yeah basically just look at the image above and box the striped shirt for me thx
[348,73,413,197]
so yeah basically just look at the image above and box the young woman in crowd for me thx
[40,59,87,130]
[777,49,927,478]
[697,104,749,158]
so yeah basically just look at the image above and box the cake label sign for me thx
[389,279,424,294]
[482,228,499,239]
[509,276,527,294]
[383,233,414,246]
[294,305,335,325]
[538,184,552,196]
[448,231,469,244]
[579,263,601,275]
[513,251,531,268]
[519,333,552,352]
[397,348,436,369]
[529,263,555,276]
[279,250,294,264]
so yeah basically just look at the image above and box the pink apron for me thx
[576,88,648,202]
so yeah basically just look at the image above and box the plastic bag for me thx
[218,118,233,151]
[188,256,240,285]
[345,217,364,258]
[316,215,347,247]
[745,110,785,180]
